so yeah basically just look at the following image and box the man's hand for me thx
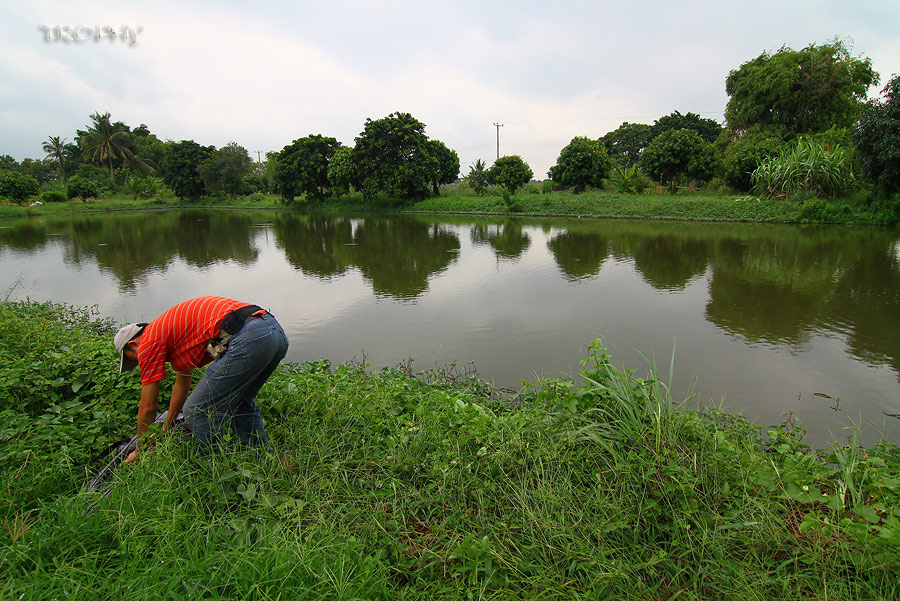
[124,433,156,463]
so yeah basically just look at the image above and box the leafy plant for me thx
[752,137,856,200]
[488,155,532,197]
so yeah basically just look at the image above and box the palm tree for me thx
[81,112,133,191]
[122,153,155,191]
[42,136,68,181]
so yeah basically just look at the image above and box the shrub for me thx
[752,138,856,200]
[488,155,533,196]
[0,170,40,204]
[40,189,67,203]
[67,175,100,200]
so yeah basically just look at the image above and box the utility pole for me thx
[255,150,263,163]
[493,122,504,159]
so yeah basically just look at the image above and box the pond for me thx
[1,209,898,446]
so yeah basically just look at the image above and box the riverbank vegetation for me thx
[2,40,899,226]
[2,299,898,599]
[1,186,895,226]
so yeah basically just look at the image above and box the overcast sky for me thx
[2,1,898,178]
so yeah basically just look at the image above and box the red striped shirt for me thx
[137,296,251,386]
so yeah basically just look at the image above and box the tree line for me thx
[1,39,898,207]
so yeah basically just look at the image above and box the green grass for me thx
[3,188,898,225]
[1,300,899,599]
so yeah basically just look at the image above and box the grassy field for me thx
[2,187,898,225]
[2,300,899,600]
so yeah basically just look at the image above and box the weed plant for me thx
[1,301,899,599]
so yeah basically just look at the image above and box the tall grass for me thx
[752,138,856,201]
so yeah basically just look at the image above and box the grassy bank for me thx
[1,300,899,600]
[3,188,898,225]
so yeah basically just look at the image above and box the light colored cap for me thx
[113,323,144,372]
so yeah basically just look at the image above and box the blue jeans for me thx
[182,312,288,449]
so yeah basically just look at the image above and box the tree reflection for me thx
[470,220,531,260]
[0,220,51,252]
[628,234,710,290]
[350,218,460,299]
[272,213,354,278]
[547,229,609,281]
[704,227,875,346]
[271,214,460,299]
[1,211,260,290]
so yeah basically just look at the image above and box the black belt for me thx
[207,305,265,360]
[218,304,264,336]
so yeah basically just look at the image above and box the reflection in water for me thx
[272,213,355,278]
[547,229,609,281]
[471,220,531,260]
[0,211,259,290]
[627,234,710,290]
[271,213,460,299]
[2,210,899,442]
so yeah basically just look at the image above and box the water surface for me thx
[1,209,898,445]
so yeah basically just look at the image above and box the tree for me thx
[274,135,342,202]
[599,122,653,167]
[548,136,612,193]
[66,174,99,201]
[80,111,134,190]
[426,140,460,195]
[197,142,252,198]
[489,155,533,196]
[327,146,355,197]
[725,40,879,138]
[42,136,68,181]
[351,112,433,202]
[18,158,56,185]
[467,159,489,196]
[130,124,166,175]
[651,111,722,144]
[719,130,787,192]
[163,140,215,200]
[640,129,716,193]
[0,170,40,204]
[854,75,900,198]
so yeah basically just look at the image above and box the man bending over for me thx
[113,296,289,461]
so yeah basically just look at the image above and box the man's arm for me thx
[126,381,160,462]
[164,371,193,430]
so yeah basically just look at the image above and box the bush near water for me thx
[1,300,898,600]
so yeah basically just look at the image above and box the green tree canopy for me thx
[162,140,215,200]
[198,142,252,198]
[274,135,342,202]
[853,75,900,198]
[725,40,879,138]
[489,155,533,195]
[426,139,460,195]
[651,111,722,144]
[0,170,40,204]
[42,136,68,181]
[548,136,612,193]
[599,122,653,167]
[640,129,716,193]
[466,159,489,196]
[79,112,135,190]
[351,112,434,202]
[327,146,355,197]
[719,130,788,192]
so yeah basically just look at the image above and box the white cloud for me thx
[1,0,898,178]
